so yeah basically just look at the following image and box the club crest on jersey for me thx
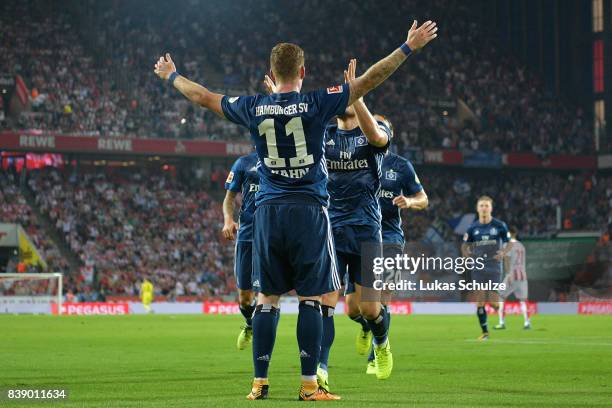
[385,169,397,180]
[326,85,343,94]
[474,230,480,235]
[226,171,234,183]
[490,227,498,235]
[355,135,367,146]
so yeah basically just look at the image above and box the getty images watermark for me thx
[370,252,507,292]
[358,240,611,302]
[356,242,510,302]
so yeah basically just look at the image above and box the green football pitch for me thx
[1,314,611,407]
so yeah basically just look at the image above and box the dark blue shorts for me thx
[332,223,382,291]
[472,262,503,286]
[333,223,381,256]
[234,240,254,291]
[253,198,341,296]
[344,241,402,295]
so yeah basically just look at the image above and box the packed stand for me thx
[405,170,612,240]
[28,168,235,298]
[16,165,611,296]
[1,0,594,154]
[0,170,69,274]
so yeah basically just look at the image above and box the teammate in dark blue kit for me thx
[222,152,260,350]
[360,120,428,374]
[154,19,438,400]
[461,196,513,341]
[317,59,392,387]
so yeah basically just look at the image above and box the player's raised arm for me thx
[154,53,225,118]
[346,20,438,106]
[343,59,388,147]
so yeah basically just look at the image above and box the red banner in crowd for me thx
[52,302,130,315]
[0,131,601,168]
[423,150,463,165]
[422,150,597,169]
[578,302,612,314]
[0,131,252,158]
[203,301,240,314]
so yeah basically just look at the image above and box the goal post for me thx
[0,273,63,314]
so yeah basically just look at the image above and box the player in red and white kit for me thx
[496,226,531,330]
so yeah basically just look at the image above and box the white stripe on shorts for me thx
[323,207,341,290]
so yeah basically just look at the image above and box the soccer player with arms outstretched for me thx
[222,151,261,349]
[154,19,437,400]
[461,196,513,341]
[496,226,531,330]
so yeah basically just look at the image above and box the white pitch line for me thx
[464,339,612,347]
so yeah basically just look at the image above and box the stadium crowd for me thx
[0,0,606,300]
[1,0,595,155]
[409,170,612,239]
[27,168,235,298]
[0,171,69,274]
[1,165,609,297]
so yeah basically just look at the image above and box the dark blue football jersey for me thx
[225,152,259,241]
[221,85,350,206]
[463,217,510,271]
[324,121,390,227]
[378,153,423,245]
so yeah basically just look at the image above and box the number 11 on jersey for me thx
[258,117,314,169]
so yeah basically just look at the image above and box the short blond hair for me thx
[270,43,304,82]
[477,195,494,206]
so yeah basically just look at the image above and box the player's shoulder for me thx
[466,218,481,230]
[393,154,417,174]
[463,223,476,241]
[383,152,400,165]
[305,84,348,101]
[491,217,509,228]
[245,151,259,163]
[232,154,247,169]
[226,94,261,106]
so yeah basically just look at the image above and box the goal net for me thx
[0,273,63,314]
